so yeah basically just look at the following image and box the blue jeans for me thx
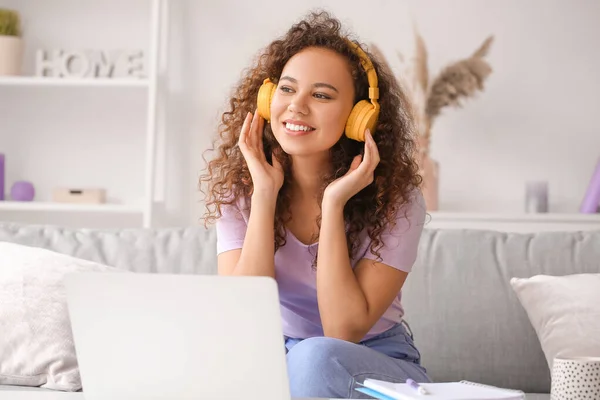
[284,321,431,399]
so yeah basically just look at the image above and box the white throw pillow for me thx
[0,242,125,391]
[510,273,600,370]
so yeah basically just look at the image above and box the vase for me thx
[0,35,24,76]
[417,136,439,211]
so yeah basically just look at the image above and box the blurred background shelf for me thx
[426,212,600,232]
[0,201,143,214]
[0,76,149,88]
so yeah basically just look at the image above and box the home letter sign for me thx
[35,49,147,79]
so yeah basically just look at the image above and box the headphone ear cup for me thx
[257,80,277,122]
[345,100,379,141]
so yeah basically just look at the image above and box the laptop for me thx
[64,272,291,400]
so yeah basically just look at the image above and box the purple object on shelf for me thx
[10,181,35,202]
[0,153,4,201]
[580,157,600,213]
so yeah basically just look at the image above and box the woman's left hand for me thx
[323,129,380,208]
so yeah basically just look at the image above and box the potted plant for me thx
[0,8,23,76]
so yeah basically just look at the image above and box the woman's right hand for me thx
[238,110,284,199]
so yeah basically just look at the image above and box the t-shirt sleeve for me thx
[215,200,248,255]
[362,189,427,272]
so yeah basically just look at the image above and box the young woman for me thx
[200,10,430,399]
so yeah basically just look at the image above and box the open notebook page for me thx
[362,379,525,400]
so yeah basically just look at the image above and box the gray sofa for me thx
[1,221,599,399]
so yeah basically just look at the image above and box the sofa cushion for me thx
[0,222,218,275]
[0,242,124,391]
[510,273,600,369]
[402,228,600,394]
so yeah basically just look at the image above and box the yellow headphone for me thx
[256,40,380,142]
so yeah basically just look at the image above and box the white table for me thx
[0,393,82,400]
[0,391,328,400]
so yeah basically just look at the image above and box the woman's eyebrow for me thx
[280,75,339,93]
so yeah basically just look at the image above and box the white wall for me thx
[1,0,599,228]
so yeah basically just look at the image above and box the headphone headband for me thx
[345,39,379,101]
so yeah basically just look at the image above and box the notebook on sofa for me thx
[356,378,525,400]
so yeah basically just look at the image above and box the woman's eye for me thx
[314,93,331,100]
[279,86,293,93]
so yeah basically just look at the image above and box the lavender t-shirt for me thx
[216,189,426,341]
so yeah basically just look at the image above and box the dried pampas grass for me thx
[426,36,494,128]
[413,27,429,93]
[371,29,494,143]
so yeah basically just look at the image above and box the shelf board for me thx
[0,201,143,214]
[0,76,149,88]
[428,212,600,223]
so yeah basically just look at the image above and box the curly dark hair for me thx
[199,10,422,264]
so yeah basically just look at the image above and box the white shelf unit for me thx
[0,0,168,228]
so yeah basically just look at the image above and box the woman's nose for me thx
[287,94,309,115]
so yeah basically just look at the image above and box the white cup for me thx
[551,357,600,400]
